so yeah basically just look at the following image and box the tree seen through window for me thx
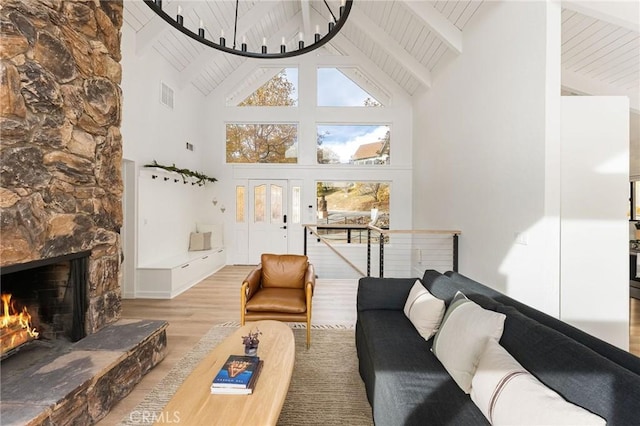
[226,70,298,163]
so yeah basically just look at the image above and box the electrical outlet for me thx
[515,232,528,245]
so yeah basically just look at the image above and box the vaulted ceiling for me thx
[124,0,639,110]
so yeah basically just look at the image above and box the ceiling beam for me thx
[349,7,431,89]
[176,1,282,89]
[401,0,463,55]
[562,68,639,113]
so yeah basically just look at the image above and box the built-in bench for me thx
[137,247,225,298]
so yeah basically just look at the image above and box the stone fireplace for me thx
[0,1,167,424]
[1,0,124,333]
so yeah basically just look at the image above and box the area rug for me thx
[119,324,373,426]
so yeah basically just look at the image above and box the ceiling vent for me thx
[160,81,174,109]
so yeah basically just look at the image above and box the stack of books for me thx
[210,355,264,395]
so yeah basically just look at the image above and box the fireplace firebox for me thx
[1,251,90,360]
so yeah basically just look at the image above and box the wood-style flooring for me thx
[99,266,640,425]
[98,266,359,424]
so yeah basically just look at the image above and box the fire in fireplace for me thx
[1,293,40,356]
[0,251,90,360]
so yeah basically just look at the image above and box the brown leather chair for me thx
[241,254,315,348]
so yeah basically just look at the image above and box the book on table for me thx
[211,355,263,394]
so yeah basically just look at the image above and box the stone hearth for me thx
[1,319,168,425]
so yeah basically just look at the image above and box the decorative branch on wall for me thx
[144,160,218,186]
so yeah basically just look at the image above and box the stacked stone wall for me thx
[0,0,124,333]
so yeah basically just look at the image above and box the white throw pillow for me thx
[471,339,606,425]
[403,280,445,341]
[431,291,506,393]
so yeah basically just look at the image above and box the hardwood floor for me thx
[99,266,640,425]
[98,266,359,425]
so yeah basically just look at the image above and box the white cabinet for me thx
[136,248,225,298]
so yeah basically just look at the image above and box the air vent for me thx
[160,81,174,109]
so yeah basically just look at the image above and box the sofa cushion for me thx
[403,280,445,341]
[496,303,640,424]
[357,277,417,311]
[472,339,605,425]
[445,271,640,377]
[357,310,489,426]
[432,292,506,393]
[421,270,461,304]
[260,254,307,289]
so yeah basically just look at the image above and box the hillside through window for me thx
[317,181,390,242]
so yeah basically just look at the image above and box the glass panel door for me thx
[248,180,288,263]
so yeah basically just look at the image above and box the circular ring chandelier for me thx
[143,0,354,59]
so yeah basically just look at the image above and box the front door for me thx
[248,180,288,263]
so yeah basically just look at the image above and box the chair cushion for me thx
[245,288,307,313]
[261,254,308,289]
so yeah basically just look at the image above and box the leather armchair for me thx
[241,254,316,348]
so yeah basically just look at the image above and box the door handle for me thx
[280,225,287,229]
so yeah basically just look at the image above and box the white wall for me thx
[120,20,221,269]
[560,96,629,349]
[412,1,562,315]
[412,2,630,348]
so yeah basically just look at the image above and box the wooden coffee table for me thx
[155,320,295,425]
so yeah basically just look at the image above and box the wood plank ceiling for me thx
[124,0,639,107]
[561,8,639,106]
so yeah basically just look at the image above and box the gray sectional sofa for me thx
[356,270,640,425]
